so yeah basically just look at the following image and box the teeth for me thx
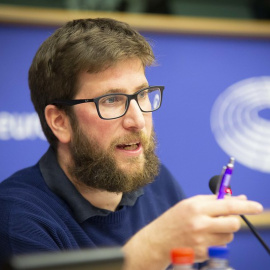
[118,143,139,150]
[124,144,138,150]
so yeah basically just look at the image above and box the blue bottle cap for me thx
[208,246,229,259]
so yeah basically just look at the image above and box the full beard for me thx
[67,124,160,193]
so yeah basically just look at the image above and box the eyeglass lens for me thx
[98,87,161,119]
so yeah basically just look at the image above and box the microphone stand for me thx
[209,175,270,256]
[240,214,270,255]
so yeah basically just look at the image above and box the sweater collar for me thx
[39,147,144,223]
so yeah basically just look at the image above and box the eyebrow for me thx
[105,83,149,95]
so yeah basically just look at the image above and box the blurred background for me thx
[0,0,270,19]
[0,1,270,269]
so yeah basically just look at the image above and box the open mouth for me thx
[116,142,141,151]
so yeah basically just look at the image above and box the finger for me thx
[207,233,235,247]
[191,194,246,202]
[236,194,247,200]
[226,194,247,200]
[193,233,234,262]
[205,199,263,217]
[208,216,242,233]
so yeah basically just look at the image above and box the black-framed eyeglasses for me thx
[51,86,164,120]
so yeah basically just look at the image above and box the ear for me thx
[44,105,71,144]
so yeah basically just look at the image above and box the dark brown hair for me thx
[28,18,155,149]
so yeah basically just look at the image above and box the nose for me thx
[122,99,146,131]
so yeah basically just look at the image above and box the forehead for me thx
[76,58,148,97]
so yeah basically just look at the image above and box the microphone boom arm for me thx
[209,175,270,256]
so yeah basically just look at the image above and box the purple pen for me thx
[217,157,235,199]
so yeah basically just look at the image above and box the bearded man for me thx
[0,18,263,270]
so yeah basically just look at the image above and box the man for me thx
[0,18,263,269]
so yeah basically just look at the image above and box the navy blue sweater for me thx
[0,155,185,267]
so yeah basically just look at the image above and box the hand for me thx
[123,195,263,270]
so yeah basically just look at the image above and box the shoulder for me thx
[0,165,72,254]
[144,163,186,202]
[0,163,43,189]
[0,164,50,204]
[156,164,184,191]
[0,164,64,219]
[158,164,177,181]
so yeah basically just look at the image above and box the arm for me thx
[122,195,263,270]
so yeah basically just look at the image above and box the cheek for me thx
[92,123,115,147]
[78,112,118,149]
[75,106,111,144]
[145,113,153,133]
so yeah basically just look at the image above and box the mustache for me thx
[110,131,150,149]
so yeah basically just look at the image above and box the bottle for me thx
[201,246,235,270]
[171,247,195,269]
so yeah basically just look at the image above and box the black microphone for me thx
[209,175,270,256]
[209,175,223,194]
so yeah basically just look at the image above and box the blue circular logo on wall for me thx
[210,76,270,173]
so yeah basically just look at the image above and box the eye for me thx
[138,90,148,99]
[104,96,118,104]
[100,95,126,106]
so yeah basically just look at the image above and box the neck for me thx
[75,185,123,212]
[56,144,123,211]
